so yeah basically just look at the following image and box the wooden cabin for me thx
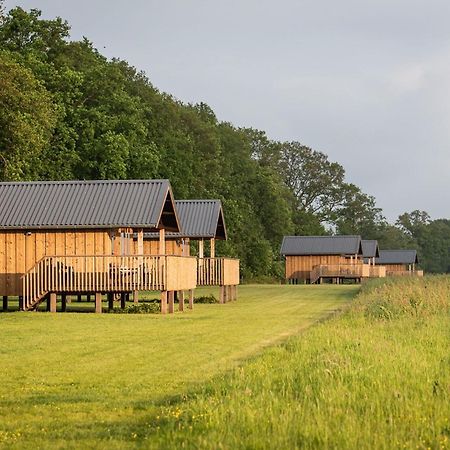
[0,180,197,313]
[375,250,423,276]
[362,240,385,278]
[138,200,239,302]
[281,235,366,284]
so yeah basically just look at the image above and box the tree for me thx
[0,51,56,180]
[277,142,346,223]
[334,184,385,236]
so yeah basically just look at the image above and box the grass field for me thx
[0,284,357,449]
[148,276,450,450]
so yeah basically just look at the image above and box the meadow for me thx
[0,284,356,449]
[1,278,448,449]
[149,276,450,450]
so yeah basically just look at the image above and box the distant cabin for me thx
[137,199,227,257]
[138,199,238,294]
[375,250,422,276]
[362,240,386,278]
[280,235,364,284]
[361,240,380,265]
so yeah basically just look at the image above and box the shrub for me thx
[195,294,219,304]
[111,301,160,314]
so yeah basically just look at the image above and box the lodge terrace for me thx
[138,199,239,302]
[0,180,239,313]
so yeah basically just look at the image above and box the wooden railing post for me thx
[94,293,102,314]
[49,293,57,313]
[178,291,184,312]
[161,291,167,314]
[189,289,194,309]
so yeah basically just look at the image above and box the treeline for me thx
[0,7,449,276]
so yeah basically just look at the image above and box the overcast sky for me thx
[4,0,450,221]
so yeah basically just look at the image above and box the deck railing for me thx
[197,257,240,286]
[386,270,424,277]
[368,266,386,278]
[22,255,197,310]
[311,264,370,283]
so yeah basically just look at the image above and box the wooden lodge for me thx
[281,235,367,284]
[0,180,198,313]
[138,200,239,302]
[362,239,386,278]
[375,250,423,277]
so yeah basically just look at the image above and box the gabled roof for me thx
[0,180,180,231]
[280,235,363,256]
[144,199,227,240]
[376,250,419,265]
[362,240,380,258]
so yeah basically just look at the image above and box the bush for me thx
[111,301,160,314]
[195,294,219,304]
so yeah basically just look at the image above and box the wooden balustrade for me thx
[310,264,370,284]
[197,258,240,286]
[369,266,386,278]
[386,270,424,277]
[22,255,197,311]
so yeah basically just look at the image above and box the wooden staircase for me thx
[21,258,51,310]
[310,265,322,284]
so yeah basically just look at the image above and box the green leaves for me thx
[0,51,57,180]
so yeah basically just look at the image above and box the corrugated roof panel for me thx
[376,250,419,265]
[144,199,226,239]
[0,180,174,229]
[362,240,379,258]
[280,235,363,256]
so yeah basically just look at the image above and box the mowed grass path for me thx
[0,285,357,449]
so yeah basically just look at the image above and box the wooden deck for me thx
[22,255,197,311]
[196,257,240,286]
[310,264,370,284]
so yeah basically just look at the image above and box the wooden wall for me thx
[382,263,408,272]
[138,239,190,256]
[285,255,360,281]
[0,230,113,296]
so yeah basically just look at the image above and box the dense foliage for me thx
[0,7,448,276]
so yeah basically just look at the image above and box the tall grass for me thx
[145,276,450,449]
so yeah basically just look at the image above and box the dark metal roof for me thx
[362,240,380,258]
[0,180,180,231]
[144,199,227,240]
[280,235,363,256]
[376,250,419,265]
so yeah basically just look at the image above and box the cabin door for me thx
[120,231,133,255]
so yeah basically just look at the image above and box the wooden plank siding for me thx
[285,255,359,281]
[0,230,113,296]
[137,239,189,256]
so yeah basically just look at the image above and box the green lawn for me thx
[0,284,357,449]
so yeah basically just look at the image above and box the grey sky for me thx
[4,0,450,221]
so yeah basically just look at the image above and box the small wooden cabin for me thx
[362,239,385,278]
[281,235,365,284]
[375,250,422,276]
[0,180,197,312]
[139,200,239,301]
[138,199,227,257]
